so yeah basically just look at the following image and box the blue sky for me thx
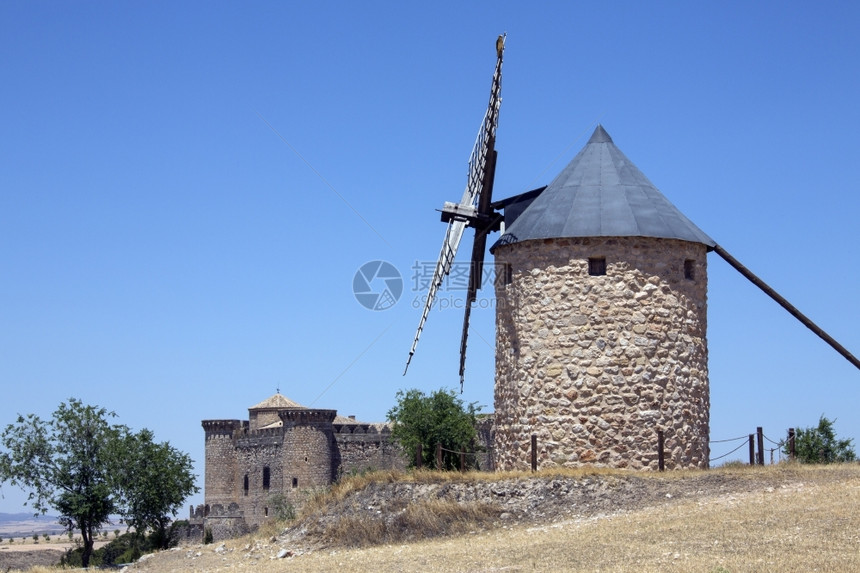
[1,1,858,512]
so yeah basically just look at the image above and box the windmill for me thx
[403,34,506,388]
[404,34,858,429]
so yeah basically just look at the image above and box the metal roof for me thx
[492,125,715,250]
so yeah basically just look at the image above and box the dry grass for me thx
[308,498,501,547]
[118,464,860,572]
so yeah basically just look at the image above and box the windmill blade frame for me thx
[404,34,506,378]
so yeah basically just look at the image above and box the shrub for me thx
[786,416,856,463]
[267,493,296,521]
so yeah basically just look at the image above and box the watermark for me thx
[353,261,404,311]
[411,293,500,310]
[410,261,500,292]
[353,260,503,311]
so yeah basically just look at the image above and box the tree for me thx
[786,415,856,464]
[0,399,199,565]
[0,399,119,567]
[387,388,481,470]
[110,428,198,549]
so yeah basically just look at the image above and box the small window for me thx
[588,257,606,276]
[684,259,695,280]
[243,474,249,496]
[292,477,298,488]
[262,466,270,490]
[496,263,512,286]
[264,507,268,517]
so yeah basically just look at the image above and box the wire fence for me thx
[708,427,793,466]
[415,426,797,472]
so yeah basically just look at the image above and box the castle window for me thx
[588,257,606,276]
[262,466,270,490]
[684,259,695,280]
[243,474,249,496]
[292,477,298,488]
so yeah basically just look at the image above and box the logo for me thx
[353,260,403,311]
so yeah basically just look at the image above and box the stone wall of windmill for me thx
[493,236,710,471]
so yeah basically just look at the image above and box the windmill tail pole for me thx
[713,244,860,370]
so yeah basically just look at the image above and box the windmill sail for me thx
[404,34,506,378]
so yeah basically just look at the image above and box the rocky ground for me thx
[0,548,65,571]
[274,466,822,552]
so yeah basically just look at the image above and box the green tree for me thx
[387,388,481,470]
[0,399,119,567]
[786,415,856,463]
[110,428,198,550]
[1,399,199,564]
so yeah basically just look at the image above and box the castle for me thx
[196,393,404,539]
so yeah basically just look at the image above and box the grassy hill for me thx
[31,463,860,573]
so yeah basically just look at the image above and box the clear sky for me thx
[1,1,858,513]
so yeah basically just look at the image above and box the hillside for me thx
[122,463,860,573]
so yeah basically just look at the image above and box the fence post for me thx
[788,428,796,460]
[757,427,764,465]
[657,430,665,471]
[436,443,442,470]
[531,434,537,471]
[748,434,755,465]
[416,443,422,469]
[460,451,466,472]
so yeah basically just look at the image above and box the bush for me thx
[387,388,482,470]
[60,526,187,567]
[267,493,296,521]
[786,416,856,463]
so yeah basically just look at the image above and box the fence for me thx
[709,427,796,466]
[413,427,797,473]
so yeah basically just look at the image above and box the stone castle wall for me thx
[200,411,405,537]
[334,425,407,476]
[493,236,710,471]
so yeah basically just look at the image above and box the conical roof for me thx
[249,393,306,410]
[494,125,715,249]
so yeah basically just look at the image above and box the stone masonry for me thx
[493,236,710,471]
[197,394,405,539]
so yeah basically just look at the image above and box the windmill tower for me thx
[491,125,715,470]
[405,37,858,472]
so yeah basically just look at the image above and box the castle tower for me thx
[280,408,337,499]
[201,419,242,512]
[491,125,715,471]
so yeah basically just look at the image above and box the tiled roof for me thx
[248,393,306,410]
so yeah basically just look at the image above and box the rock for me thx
[277,548,293,558]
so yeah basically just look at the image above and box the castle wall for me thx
[201,408,407,538]
[493,237,710,471]
[249,408,281,432]
[334,426,406,476]
[233,429,285,527]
